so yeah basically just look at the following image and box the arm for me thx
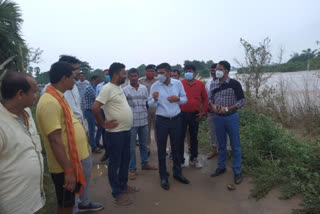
[178,81,187,105]
[148,84,158,108]
[196,83,209,121]
[48,129,75,192]
[92,101,118,129]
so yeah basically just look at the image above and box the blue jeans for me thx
[106,130,130,197]
[214,112,242,174]
[129,125,148,172]
[84,110,97,151]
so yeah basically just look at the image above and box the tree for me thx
[79,61,93,74]
[0,0,28,76]
[235,37,273,99]
[34,66,40,77]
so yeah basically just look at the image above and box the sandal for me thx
[113,195,132,206]
[122,186,140,194]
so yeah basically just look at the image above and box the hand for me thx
[103,120,119,129]
[218,106,226,114]
[167,95,180,103]
[209,103,219,113]
[153,92,159,101]
[196,112,205,121]
[63,171,76,192]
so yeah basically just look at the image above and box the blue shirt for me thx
[148,78,187,117]
[96,82,106,97]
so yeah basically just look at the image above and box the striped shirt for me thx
[123,84,148,127]
[209,77,245,109]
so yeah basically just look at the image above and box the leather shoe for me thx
[173,175,190,184]
[234,173,243,184]
[210,168,226,177]
[161,179,170,190]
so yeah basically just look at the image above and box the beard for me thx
[118,77,126,85]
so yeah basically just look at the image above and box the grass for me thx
[198,109,320,214]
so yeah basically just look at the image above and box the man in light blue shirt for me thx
[148,63,189,191]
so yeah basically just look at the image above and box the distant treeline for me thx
[238,48,320,73]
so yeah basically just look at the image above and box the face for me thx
[185,69,195,80]
[91,78,99,85]
[20,77,39,107]
[72,64,81,80]
[129,72,139,85]
[104,69,109,77]
[210,68,217,79]
[146,69,155,79]
[157,68,170,79]
[171,71,180,79]
[217,64,228,78]
[117,68,127,85]
[79,73,86,81]
[63,75,76,91]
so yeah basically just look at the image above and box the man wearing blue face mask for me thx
[95,69,110,162]
[148,63,189,190]
[209,60,245,185]
[180,64,208,168]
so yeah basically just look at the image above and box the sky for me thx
[15,0,320,72]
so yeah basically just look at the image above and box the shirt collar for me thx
[0,102,30,119]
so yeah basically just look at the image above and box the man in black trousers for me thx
[148,63,190,190]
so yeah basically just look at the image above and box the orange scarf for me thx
[46,84,86,194]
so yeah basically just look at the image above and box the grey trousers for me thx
[73,155,92,213]
[207,113,231,150]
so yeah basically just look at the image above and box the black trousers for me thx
[156,115,183,180]
[180,111,199,162]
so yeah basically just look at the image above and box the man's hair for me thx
[218,60,231,72]
[184,64,196,72]
[90,75,99,81]
[128,68,139,76]
[79,72,85,75]
[49,61,74,84]
[156,63,172,72]
[211,63,218,69]
[109,62,125,78]
[1,72,32,99]
[59,55,80,64]
[145,64,156,70]
[172,69,180,75]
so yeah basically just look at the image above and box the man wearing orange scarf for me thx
[37,62,94,214]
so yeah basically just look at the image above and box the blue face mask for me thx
[158,74,167,83]
[105,75,110,83]
[184,72,194,80]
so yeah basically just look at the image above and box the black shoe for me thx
[100,153,108,162]
[161,179,170,190]
[79,201,104,212]
[211,168,226,177]
[98,144,104,149]
[234,173,243,184]
[173,175,190,184]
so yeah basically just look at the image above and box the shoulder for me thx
[195,79,205,86]
[229,78,242,87]
[139,84,147,90]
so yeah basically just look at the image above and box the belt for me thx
[157,114,180,120]
[216,111,236,117]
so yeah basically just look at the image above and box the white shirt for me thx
[0,103,45,214]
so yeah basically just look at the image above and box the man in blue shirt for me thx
[148,63,189,190]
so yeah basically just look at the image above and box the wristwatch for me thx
[225,107,229,113]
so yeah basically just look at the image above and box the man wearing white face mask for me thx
[148,63,189,190]
[209,60,245,185]
[180,64,208,168]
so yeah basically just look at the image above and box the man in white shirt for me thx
[0,72,45,214]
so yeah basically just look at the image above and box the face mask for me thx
[158,74,167,83]
[146,72,155,79]
[215,70,224,79]
[184,72,194,80]
[105,75,110,83]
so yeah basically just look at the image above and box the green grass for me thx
[198,109,320,214]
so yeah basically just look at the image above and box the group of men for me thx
[0,55,245,213]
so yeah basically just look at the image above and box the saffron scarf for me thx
[46,84,86,194]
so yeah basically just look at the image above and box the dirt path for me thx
[89,140,300,214]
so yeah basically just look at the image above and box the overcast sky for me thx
[16,0,320,72]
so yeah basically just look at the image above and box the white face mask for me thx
[215,69,224,79]
[158,74,167,83]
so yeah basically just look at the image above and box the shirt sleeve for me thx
[37,101,63,136]
[96,85,110,105]
[234,80,245,109]
[178,81,187,105]
[148,84,157,108]
[201,82,209,113]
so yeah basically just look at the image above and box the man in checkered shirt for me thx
[209,60,245,185]
[84,75,101,153]
[124,68,157,180]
